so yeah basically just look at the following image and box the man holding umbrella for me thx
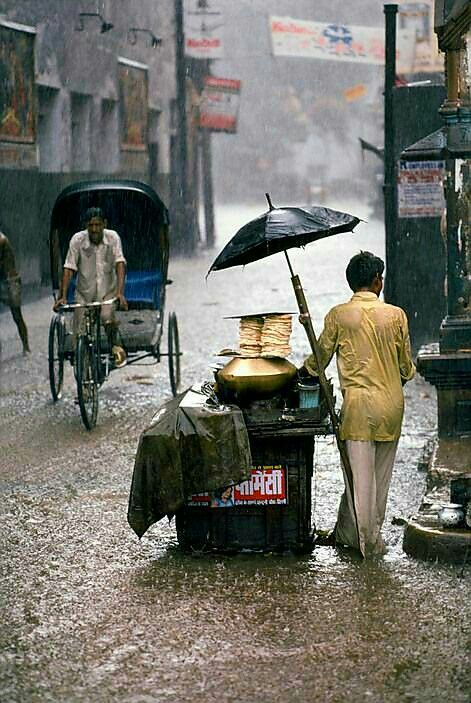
[302,251,415,556]
[208,195,414,557]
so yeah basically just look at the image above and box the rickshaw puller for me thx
[53,207,128,368]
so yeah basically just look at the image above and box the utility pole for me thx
[383,4,398,303]
[200,59,215,248]
[174,0,196,255]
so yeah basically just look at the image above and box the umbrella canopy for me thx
[209,203,360,272]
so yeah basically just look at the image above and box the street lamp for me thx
[75,12,114,34]
[128,28,162,49]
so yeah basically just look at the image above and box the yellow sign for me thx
[344,84,367,102]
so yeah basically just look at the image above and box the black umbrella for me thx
[209,194,363,554]
[209,196,360,272]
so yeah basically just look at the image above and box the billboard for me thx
[269,14,438,74]
[270,16,388,64]
[118,59,148,150]
[0,23,35,143]
[199,76,241,133]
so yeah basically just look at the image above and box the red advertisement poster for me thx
[187,466,288,507]
[199,76,241,134]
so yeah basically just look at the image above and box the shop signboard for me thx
[199,76,241,133]
[398,160,446,218]
[270,16,387,64]
[188,466,288,507]
[184,0,224,58]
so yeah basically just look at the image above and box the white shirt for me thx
[64,229,126,302]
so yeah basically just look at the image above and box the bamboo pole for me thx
[284,250,361,553]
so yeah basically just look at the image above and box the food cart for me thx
[128,197,360,554]
[175,378,333,554]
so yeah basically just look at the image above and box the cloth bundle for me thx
[238,313,292,358]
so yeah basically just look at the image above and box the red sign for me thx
[187,466,288,507]
[199,76,241,134]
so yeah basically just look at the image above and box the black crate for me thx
[175,433,315,554]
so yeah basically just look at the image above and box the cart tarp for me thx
[127,387,252,538]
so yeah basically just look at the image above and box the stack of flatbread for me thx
[260,314,292,358]
[239,315,264,356]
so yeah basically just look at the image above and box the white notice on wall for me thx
[397,161,446,218]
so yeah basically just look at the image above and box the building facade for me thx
[0,0,178,286]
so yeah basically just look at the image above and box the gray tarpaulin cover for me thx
[127,387,252,538]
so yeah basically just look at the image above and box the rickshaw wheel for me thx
[168,312,181,397]
[76,336,99,430]
[48,314,65,401]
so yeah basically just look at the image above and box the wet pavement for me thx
[1,203,470,702]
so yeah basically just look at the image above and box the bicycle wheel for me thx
[76,336,99,430]
[168,312,181,397]
[48,314,65,401]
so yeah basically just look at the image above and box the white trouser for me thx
[335,440,398,557]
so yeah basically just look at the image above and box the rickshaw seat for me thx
[66,270,162,310]
[66,276,77,305]
[125,270,162,310]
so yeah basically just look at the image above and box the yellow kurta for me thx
[304,291,415,441]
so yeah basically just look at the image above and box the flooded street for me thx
[1,204,470,702]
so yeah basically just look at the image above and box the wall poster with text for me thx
[398,160,445,218]
[0,24,35,143]
[119,61,148,150]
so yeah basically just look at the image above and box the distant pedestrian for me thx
[0,231,30,354]
[302,251,415,557]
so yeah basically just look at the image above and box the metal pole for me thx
[383,4,398,304]
[201,126,216,248]
[200,59,216,248]
[174,0,195,255]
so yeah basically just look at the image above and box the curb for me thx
[403,518,471,564]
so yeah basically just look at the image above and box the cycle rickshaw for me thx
[48,179,181,429]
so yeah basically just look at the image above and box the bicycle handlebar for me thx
[58,297,117,312]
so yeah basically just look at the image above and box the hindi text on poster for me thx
[187,466,288,507]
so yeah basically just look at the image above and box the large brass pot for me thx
[216,357,297,400]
